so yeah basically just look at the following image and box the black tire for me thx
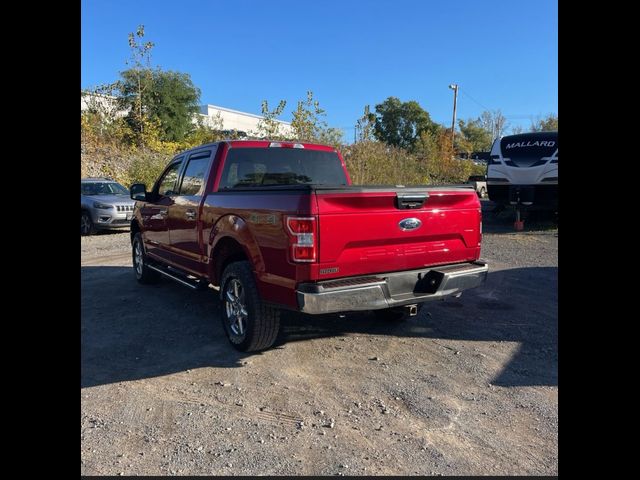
[81,210,96,236]
[132,232,161,284]
[374,305,422,322]
[220,261,280,352]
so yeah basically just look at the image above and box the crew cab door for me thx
[166,148,216,275]
[141,157,183,261]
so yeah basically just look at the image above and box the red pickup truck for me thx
[129,140,487,351]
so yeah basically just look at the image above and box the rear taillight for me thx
[286,216,317,262]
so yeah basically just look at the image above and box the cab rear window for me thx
[219,148,348,189]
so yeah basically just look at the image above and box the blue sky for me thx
[81,0,557,139]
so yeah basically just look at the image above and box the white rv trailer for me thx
[486,131,558,209]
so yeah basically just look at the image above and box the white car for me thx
[81,178,135,235]
[467,175,487,198]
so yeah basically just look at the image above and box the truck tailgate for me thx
[314,187,481,279]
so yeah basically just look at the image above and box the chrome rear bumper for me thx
[296,260,488,315]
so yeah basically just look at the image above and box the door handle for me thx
[185,209,196,219]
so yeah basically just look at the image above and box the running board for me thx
[147,264,199,289]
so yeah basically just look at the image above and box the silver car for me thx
[81,178,135,235]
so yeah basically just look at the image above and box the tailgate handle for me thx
[396,193,428,209]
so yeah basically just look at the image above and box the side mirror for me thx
[130,183,147,201]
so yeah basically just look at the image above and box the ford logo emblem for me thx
[399,218,422,231]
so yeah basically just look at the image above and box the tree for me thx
[479,110,509,139]
[457,117,493,152]
[81,79,134,147]
[255,99,287,139]
[511,125,525,135]
[181,112,227,148]
[290,91,343,146]
[531,114,558,132]
[116,25,201,144]
[118,69,201,143]
[414,129,482,184]
[146,70,201,142]
[118,25,155,141]
[373,97,438,151]
[319,126,344,147]
[355,105,376,143]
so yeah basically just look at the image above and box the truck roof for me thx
[226,140,337,151]
[175,139,338,157]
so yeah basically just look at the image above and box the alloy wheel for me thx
[81,213,91,235]
[133,239,144,277]
[224,278,248,337]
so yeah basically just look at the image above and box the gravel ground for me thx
[81,229,132,258]
[81,201,557,475]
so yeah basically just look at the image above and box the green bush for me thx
[343,135,483,186]
[415,130,486,184]
[81,143,134,186]
[343,141,427,185]
[127,149,173,188]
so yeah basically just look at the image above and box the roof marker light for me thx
[269,142,305,149]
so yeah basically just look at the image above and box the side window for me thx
[178,152,211,196]
[157,160,183,196]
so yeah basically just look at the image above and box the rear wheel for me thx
[81,211,96,236]
[220,261,280,352]
[132,232,160,284]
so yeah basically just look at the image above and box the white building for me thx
[80,92,128,118]
[81,92,293,137]
[196,104,293,137]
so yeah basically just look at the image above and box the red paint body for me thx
[134,141,482,309]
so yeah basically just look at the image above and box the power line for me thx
[458,88,543,122]
[459,88,492,112]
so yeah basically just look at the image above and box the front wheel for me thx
[220,261,280,352]
[132,232,160,284]
[81,211,96,236]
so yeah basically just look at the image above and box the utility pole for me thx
[449,84,459,145]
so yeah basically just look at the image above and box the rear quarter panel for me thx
[200,191,314,308]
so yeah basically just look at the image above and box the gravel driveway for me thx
[81,202,558,475]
